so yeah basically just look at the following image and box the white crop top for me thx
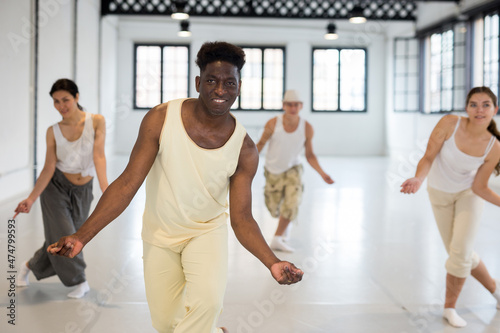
[53,112,95,177]
[427,117,496,193]
[264,114,306,174]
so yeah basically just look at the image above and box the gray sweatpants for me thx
[28,168,93,286]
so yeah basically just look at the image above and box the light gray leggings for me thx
[29,168,93,286]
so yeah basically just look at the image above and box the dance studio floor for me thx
[2,155,500,333]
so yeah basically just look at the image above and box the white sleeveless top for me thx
[264,114,306,174]
[428,117,496,193]
[142,98,247,250]
[53,112,95,177]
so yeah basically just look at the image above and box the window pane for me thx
[395,94,405,110]
[408,39,418,55]
[235,47,285,111]
[454,67,465,86]
[455,45,465,64]
[340,49,365,111]
[484,13,500,100]
[395,40,406,56]
[162,46,189,102]
[408,58,419,74]
[428,30,454,113]
[394,38,420,112]
[136,46,161,108]
[395,59,406,75]
[394,77,406,92]
[408,93,419,111]
[442,90,452,111]
[408,76,419,91]
[263,49,284,109]
[454,90,465,110]
[313,48,366,112]
[313,49,339,111]
[241,48,263,109]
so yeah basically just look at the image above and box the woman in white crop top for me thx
[401,87,500,328]
[13,78,108,298]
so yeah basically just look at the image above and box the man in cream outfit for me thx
[49,42,303,333]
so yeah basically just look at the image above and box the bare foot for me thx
[220,327,228,333]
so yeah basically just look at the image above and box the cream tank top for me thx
[142,98,247,250]
[427,117,496,193]
[53,112,95,177]
[264,114,306,174]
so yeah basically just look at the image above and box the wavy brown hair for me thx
[466,86,500,175]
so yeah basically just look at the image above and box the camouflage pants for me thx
[264,164,303,220]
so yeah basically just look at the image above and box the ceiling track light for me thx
[324,22,338,40]
[171,0,189,20]
[178,20,191,37]
[349,5,366,24]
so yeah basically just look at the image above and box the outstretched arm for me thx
[304,122,334,184]
[230,135,303,284]
[472,141,500,206]
[47,105,166,257]
[14,127,57,217]
[255,117,276,153]
[93,114,109,193]
[400,114,456,194]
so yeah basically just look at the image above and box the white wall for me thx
[114,17,391,156]
[76,0,100,114]
[100,15,119,155]
[0,0,104,204]
[0,0,33,203]
[36,0,75,175]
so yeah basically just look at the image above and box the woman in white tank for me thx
[13,78,108,298]
[401,87,500,327]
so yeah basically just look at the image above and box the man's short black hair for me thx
[195,41,246,75]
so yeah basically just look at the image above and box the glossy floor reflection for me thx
[2,155,500,332]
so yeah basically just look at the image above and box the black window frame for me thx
[311,47,368,113]
[483,10,500,98]
[394,37,420,113]
[133,43,191,110]
[232,45,286,111]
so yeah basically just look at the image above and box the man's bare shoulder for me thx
[136,103,170,144]
[241,133,257,151]
[234,134,259,175]
[142,102,168,126]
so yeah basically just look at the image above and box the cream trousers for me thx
[143,225,228,333]
[427,186,483,278]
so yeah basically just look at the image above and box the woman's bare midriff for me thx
[63,172,93,186]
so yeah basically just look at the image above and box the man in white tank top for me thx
[257,90,334,252]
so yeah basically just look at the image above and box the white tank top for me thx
[264,114,306,174]
[428,117,496,193]
[53,112,95,177]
